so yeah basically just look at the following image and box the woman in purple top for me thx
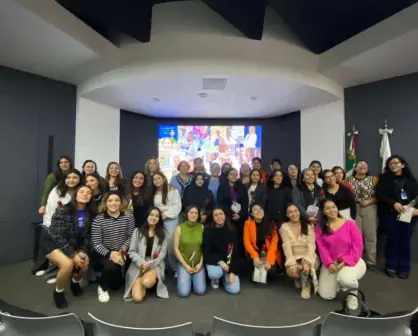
[315,199,366,312]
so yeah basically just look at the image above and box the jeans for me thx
[164,218,179,272]
[383,214,417,274]
[177,264,206,297]
[206,265,240,294]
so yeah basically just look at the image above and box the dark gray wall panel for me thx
[0,66,76,265]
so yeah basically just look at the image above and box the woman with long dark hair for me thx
[243,203,282,274]
[38,155,73,214]
[265,169,292,224]
[85,172,104,212]
[322,169,356,220]
[292,168,324,223]
[182,173,215,224]
[219,162,232,185]
[203,207,240,294]
[280,204,317,299]
[129,171,150,228]
[174,205,206,297]
[347,160,378,269]
[309,160,323,187]
[217,168,249,256]
[315,199,365,312]
[81,159,101,181]
[92,192,135,303]
[375,155,418,279]
[104,162,128,196]
[148,171,181,273]
[39,185,95,308]
[124,207,169,302]
[247,168,267,209]
[332,166,353,192]
[288,164,301,187]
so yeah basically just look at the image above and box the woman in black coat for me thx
[182,172,215,224]
[217,168,249,256]
[39,185,95,309]
[265,169,293,225]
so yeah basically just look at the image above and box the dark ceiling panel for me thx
[203,0,267,40]
[269,0,418,54]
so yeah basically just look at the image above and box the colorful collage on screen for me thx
[158,125,262,179]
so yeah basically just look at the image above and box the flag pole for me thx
[346,125,358,177]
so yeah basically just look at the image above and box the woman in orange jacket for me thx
[243,203,282,271]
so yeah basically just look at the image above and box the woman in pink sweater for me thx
[315,199,366,312]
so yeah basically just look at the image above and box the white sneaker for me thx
[294,279,301,289]
[46,277,56,284]
[35,270,46,277]
[97,286,110,303]
[211,279,219,289]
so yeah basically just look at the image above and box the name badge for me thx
[401,189,408,200]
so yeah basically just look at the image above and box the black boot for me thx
[70,281,83,296]
[53,290,68,309]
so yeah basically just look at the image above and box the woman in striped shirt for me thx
[92,192,135,303]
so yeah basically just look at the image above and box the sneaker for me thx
[174,272,178,278]
[367,264,377,271]
[211,279,220,289]
[53,290,68,309]
[301,280,311,299]
[385,269,396,278]
[35,270,46,277]
[294,279,301,289]
[97,286,110,303]
[70,281,83,297]
[46,277,57,284]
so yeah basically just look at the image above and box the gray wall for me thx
[120,111,301,178]
[345,72,418,261]
[345,73,418,177]
[0,66,76,265]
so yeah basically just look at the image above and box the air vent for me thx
[202,78,227,91]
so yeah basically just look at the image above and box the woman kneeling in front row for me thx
[280,204,318,299]
[316,199,366,313]
[124,207,169,302]
[41,186,95,309]
[174,205,206,297]
[203,207,240,294]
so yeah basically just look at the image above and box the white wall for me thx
[75,97,120,176]
[300,100,345,170]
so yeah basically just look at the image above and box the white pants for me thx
[318,259,366,301]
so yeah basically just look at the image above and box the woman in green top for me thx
[38,155,73,214]
[174,205,206,297]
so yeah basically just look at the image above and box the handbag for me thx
[335,289,381,317]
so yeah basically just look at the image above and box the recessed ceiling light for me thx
[250,96,258,101]
[153,97,160,102]
[198,93,208,98]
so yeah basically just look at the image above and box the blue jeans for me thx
[206,265,240,294]
[177,264,206,297]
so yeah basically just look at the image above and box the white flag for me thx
[379,129,393,172]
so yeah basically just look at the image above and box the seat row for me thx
[0,307,416,336]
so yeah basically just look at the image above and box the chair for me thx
[88,313,194,336]
[320,307,418,336]
[0,311,84,336]
[210,316,321,336]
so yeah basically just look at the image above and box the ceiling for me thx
[1,0,418,118]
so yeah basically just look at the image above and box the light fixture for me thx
[153,97,160,102]
[198,92,208,98]
[250,96,258,101]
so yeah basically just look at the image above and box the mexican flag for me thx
[346,130,358,177]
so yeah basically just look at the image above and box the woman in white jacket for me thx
[148,171,181,273]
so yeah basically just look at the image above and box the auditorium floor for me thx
[0,261,417,334]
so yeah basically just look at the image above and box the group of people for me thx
[32,154,418,312]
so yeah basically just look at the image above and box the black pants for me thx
[99,258,124,291]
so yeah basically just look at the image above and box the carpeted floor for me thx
[0,260,417,334]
